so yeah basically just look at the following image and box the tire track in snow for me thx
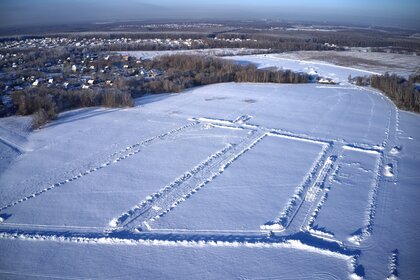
[299,142,349,240]
[0,122,198,212]
[347,147,383,245]
[271,142,332,232]
[387,249,399,279]
[0,136,25,154]
[301,156,339,240]
[110,130,267,231]
[305,156,336,202]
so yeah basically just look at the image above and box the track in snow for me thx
[110,130,267,232]
[0,122,199,212]
[0,105,398,279]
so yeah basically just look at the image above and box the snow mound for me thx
[384,164,394,177]
[390,146,401,155]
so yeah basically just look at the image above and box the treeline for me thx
[12,88,133,128]
[206,38,334,52]
[370,73,420,112]
[350,73,420,112]
[118,54,309,96]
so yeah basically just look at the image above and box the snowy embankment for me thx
[0,55,419,279]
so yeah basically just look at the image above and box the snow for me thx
[0,238,350,279]
[149,135,324,232]
[120,48,267,60]
[313,148,381,243]
[226,53,381,83]
[0,126,247,228]
[269,50,420,77]
[0,54,419,279]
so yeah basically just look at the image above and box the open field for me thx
[263,50,420,77]
[0,56,419,279]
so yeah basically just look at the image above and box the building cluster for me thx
[126,23,224,29]
[214,37,258,43]
[0,36,206,50]
[0,51,162,111]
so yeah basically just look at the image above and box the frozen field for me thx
[119,48,268,60]
[0,57,419,279]
[266,50,420,77]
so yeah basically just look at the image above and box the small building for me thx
[148,69,162,78]
[318,77,337,85]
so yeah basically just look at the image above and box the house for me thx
[72,65,77,72]
[87,79,95,85]
[318,78,337,85]
[32,79,39,87]
[148,69,162,78]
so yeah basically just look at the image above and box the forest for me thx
[370,73,420,112]
[350,73,420,112]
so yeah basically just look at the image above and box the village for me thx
[0,48,164,116]
[0,36,207,51]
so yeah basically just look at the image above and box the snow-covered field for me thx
[0,56,419,279]
[226,54,383,84]
[267,50,420,77]
[120,48,268,60]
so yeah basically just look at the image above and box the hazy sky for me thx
[1,0,419,29]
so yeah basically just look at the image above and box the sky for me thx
[0,0,419,29]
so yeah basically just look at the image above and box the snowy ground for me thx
[226,54,383,84]
[119,48,268,60]
[0,56,419,279]
[268,50,420,77]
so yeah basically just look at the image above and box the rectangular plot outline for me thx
[147,132,328,233]
[306,145,382,243]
